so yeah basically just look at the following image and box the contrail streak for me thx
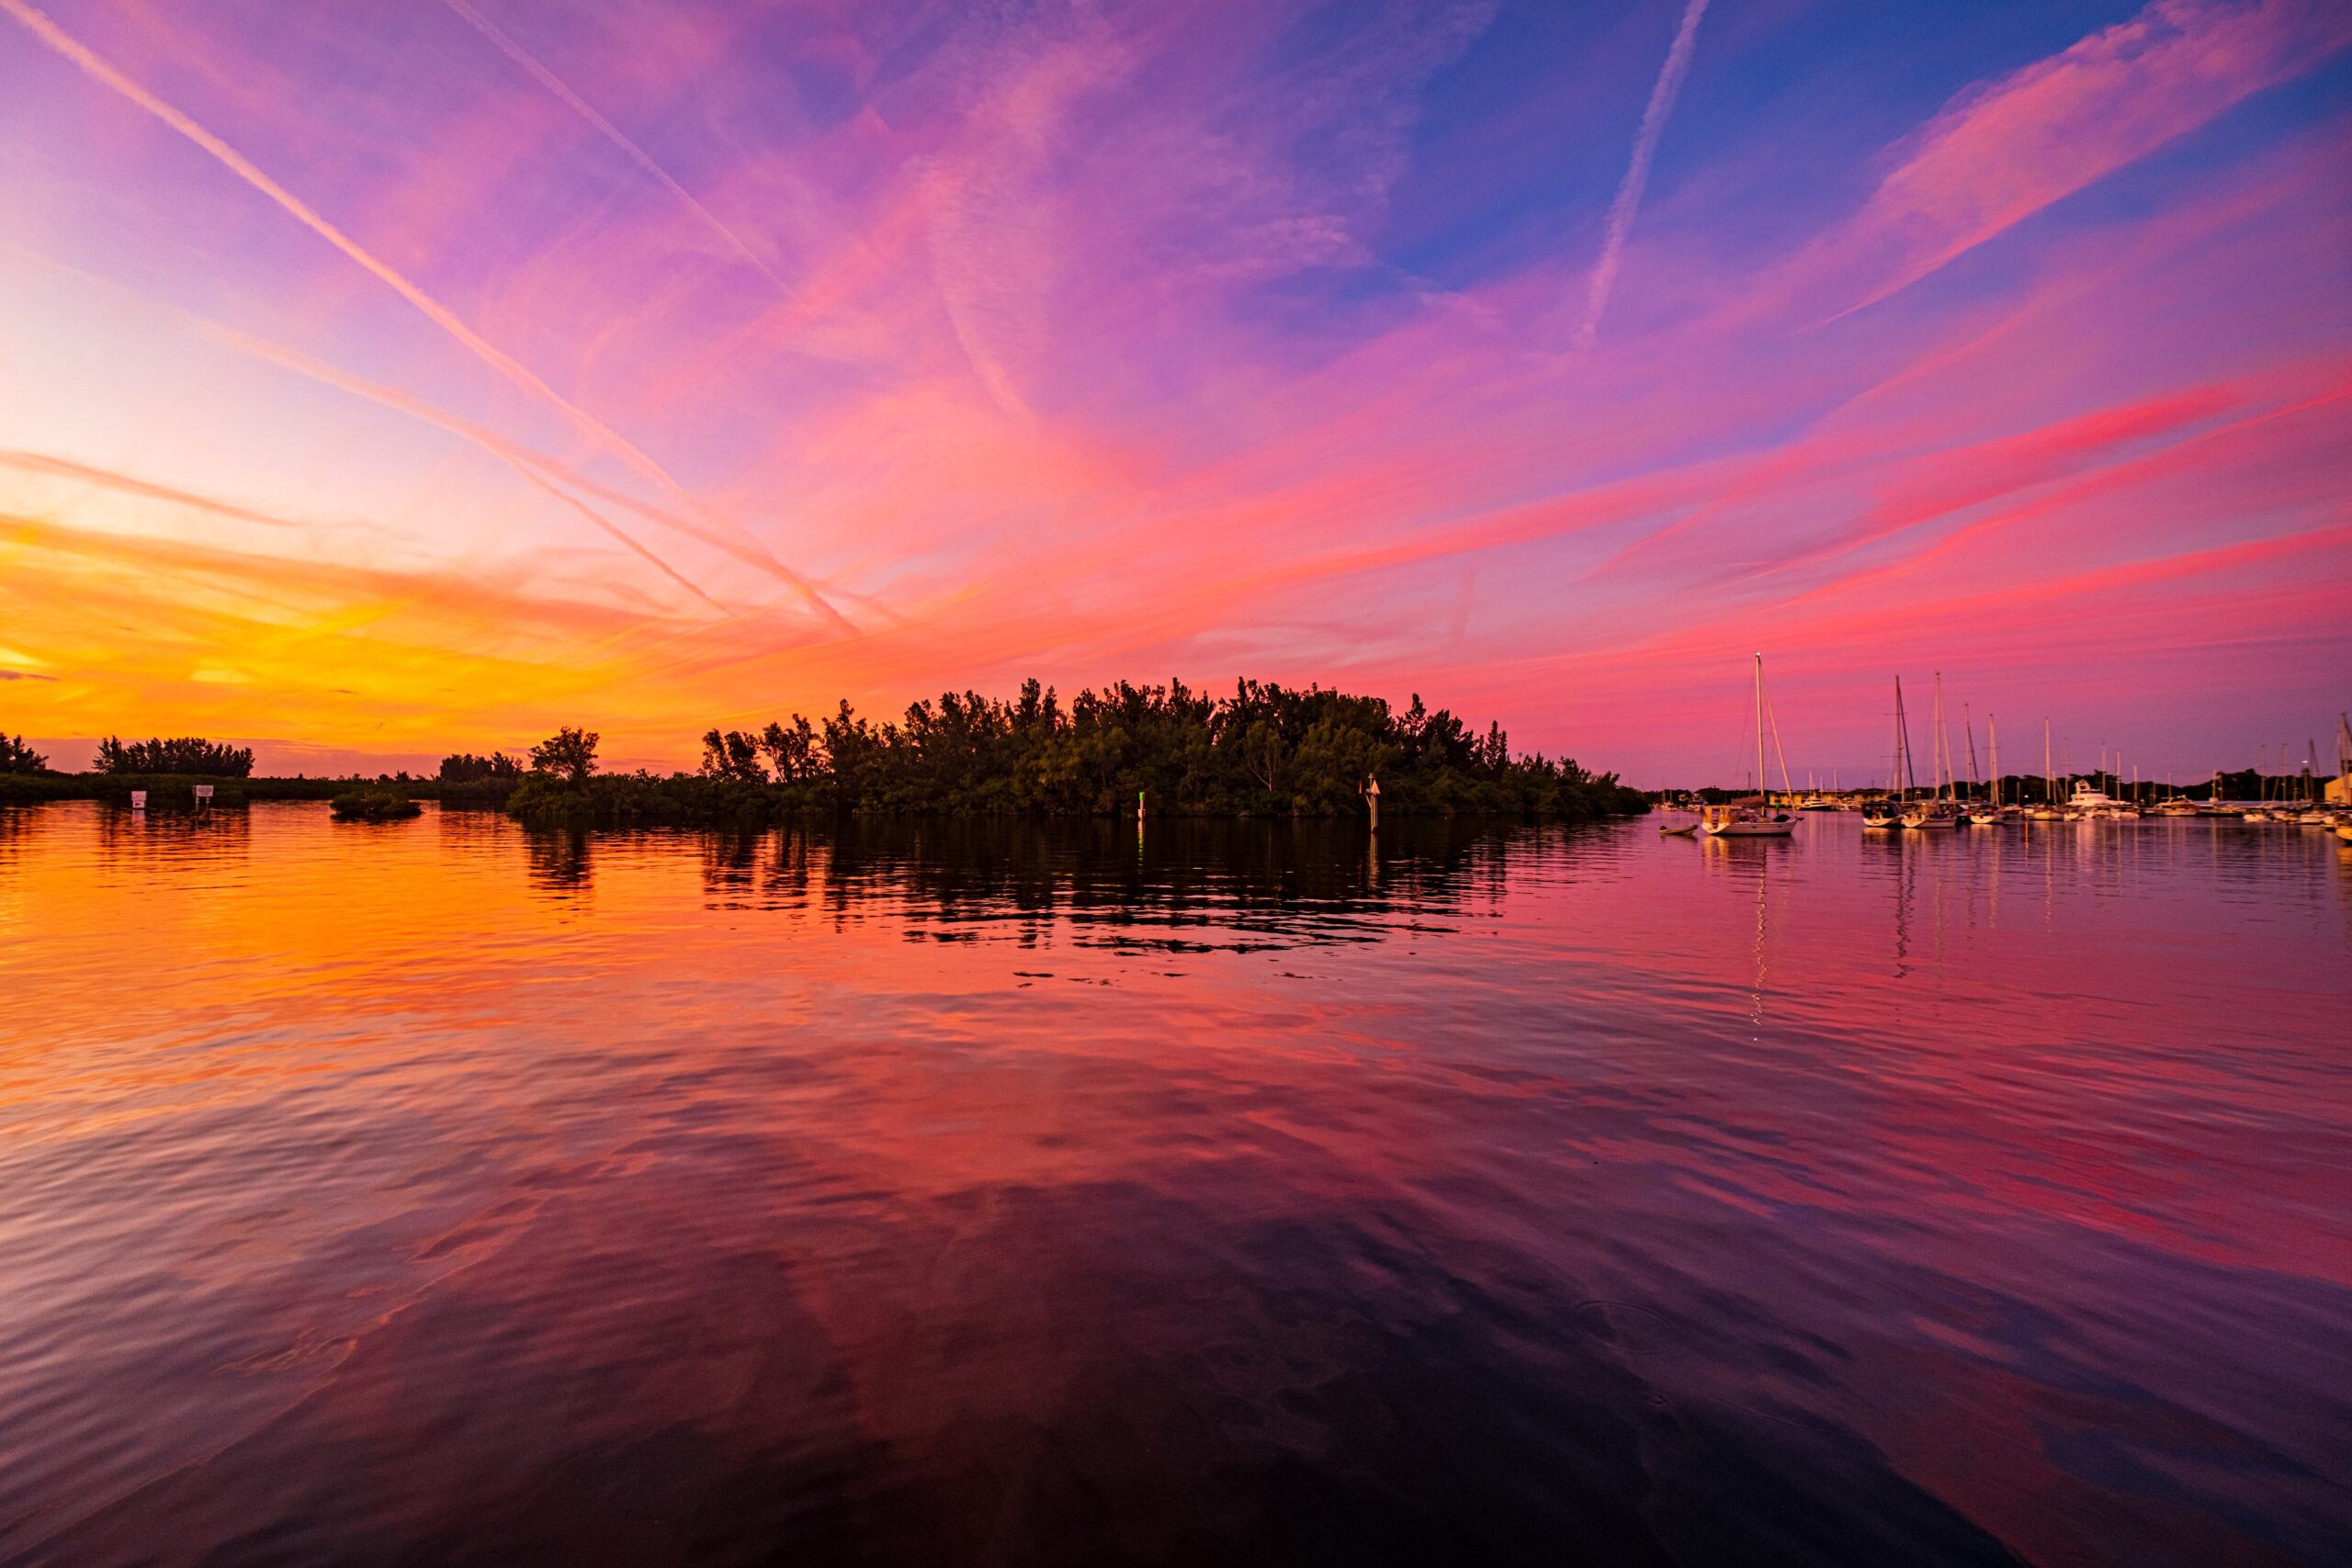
[203,325,744,608]
[0,0,850,632]
[510,466,725,611]
[197,321,903,628]
[0,450,324,531]
[438,0,808,308]
[1577,0,1708,349]
[1,444,718,612]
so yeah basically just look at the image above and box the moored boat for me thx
[1969,716,2007,824]
[1702,801,1795,836]
[1904,674,1962,829]
[1702,655,1799,838]
[1867,676,1918,829]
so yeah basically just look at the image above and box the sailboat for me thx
[1702,655,1798,837]
[2027,718,2064,820]
[1901,673,1962,829]
[1863,677,1910,829]
[1969,712,2003,825]
[2197,767,2237,818]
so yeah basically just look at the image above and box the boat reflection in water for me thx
[1,803,2346,1566]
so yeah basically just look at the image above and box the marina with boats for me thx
[1657,661,2352,841]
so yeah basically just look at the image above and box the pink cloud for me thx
[1810,0,2352,320]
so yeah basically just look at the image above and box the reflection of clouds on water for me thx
[6,801,2347,1563]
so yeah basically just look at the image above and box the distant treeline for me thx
[507,680,1645,827]
[94,736,256,776]
[0,773,353,807]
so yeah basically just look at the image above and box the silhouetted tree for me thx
[699,728,767,783]
[0,733,47,773]
[92,736,255,776]
[757,716,822,783]
[439,751,521,784]
[529,727,599,782]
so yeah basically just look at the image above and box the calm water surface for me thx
[2,803,2347,1566]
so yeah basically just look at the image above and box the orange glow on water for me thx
[3,805,2346,1560]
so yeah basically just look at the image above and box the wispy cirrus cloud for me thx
[1,0,2346,779]
[0,0,848,628]
[437,0,808,307]
[1808,0,2352,321]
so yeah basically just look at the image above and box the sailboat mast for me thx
[1989,715,1999,808]
[1895,677,1917,799]
[1932,673,1949,802]
[2044,717,2053,805]
[1888,682,1901,798]
[1753,653,1768,807]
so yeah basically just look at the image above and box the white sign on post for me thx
[130,790,147,812]
[194,784,214,803]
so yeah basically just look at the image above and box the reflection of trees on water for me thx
[90,800,252,876]
[694,818,1578,951]
[0,806,33,866]
[526,830,594,897]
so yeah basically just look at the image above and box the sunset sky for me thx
[2,0,2347,784]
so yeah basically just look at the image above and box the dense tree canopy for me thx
[439,751,521,784]
[528,727,599,783]
[512,680,1643,827]
[93,736,254,776]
